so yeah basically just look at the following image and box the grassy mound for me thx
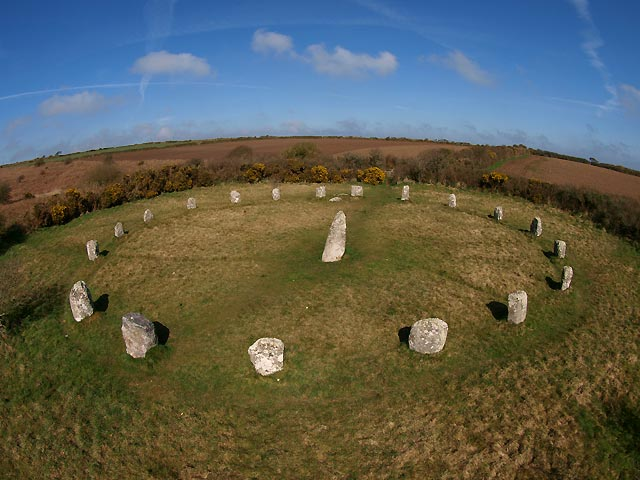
[1,183,638,478]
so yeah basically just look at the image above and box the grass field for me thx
[1,183,639,479]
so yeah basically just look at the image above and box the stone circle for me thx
[408,318,448,354]
[69,281,94,322]
[248,337,284,376]
[121,312,158,359]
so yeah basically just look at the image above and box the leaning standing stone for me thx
[530,217,542,237]
[121,313,158,359]
[408,318,448,354]
[448,194,457,208]
[508,291,528,324]
[69,281,94,322]
[272,188,281,201]
[401,185,410,201]
[554,240,567,258]
[143,209,154,223]
[230,190,241,204]
[316,185,326,198]
[322,211,347,263]
[248,337,285,376]
[561,266,573,291]
[114,222,125,238]
[186,197,197,209]
[86,240,99,261]
[351,185,363,197]
[494,206,503,221]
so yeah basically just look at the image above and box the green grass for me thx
[1,183,639,478]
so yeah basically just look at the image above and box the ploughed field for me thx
[1,183,638,478]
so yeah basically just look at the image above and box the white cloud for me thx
[131,50,211,76]
[619,84,640,113]
[428,50,493,87]
[306,44,397,77]
[252,29,294,55]
[568,0,592,22]
[39,91,115,116]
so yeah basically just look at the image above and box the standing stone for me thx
[114,222,125,238]
[186,197,197,209]
[272,188,281,201]
[494,206,504,221]
[351,185,363,197]
[230,190,241,204]
[248,337,285,376]
[561,266,574,291]
[69,281,94,322]
[508,291,528,324]
[86,240,99,261]
[554,240,567,259]
[530,217,542,237]
[448,194,457,208]
[316,185,326,198]
[143,209,154,223]
[121,312,158,359]
[408,318,448,354]
[322,211,346,263]
[401,185,410,201]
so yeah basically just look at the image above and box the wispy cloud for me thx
[131,50,212,76]
[252,29,294,55]
[427,50,494,87]
[619,84,640,114]
[38,91,119,116]
[252,29,398,78]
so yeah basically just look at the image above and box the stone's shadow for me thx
[546,276,562,291]
[518,228,531,234]
[94,294,109,312]
[0,223,28,255]
[100,249,110,257]
[486,301,508,321]
[153,321,170,345]
[397,326,411,345]
[543,250,554,259]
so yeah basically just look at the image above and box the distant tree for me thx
[589,157,599,165]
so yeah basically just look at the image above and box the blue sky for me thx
[1,0,639,168]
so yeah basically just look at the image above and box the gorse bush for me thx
[480,171,509,190]
[309,165,329,183]
[358,166,386,185]
[243,163,267,183]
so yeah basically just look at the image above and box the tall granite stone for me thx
[322,211,346,263]
[187,197,197,209]
[448,194,457,208]
[114,222,125,238]
[554,240,567,258]
[86,240,99,261]
[494,206,504,221]
[69,281,94,322]
[401,185,410,201]
[561,266,574,291]
[508,291,528,324]
[530,217,542,237]
[408,318,448,354]
[272,188,281,201]
[316,185,326,198]
[248,337,285,376]
[143,209,154,223]
[230,190,241,204]
[351,185,363,197]
[121,312,158,359]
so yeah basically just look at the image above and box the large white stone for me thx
[187,197,197,209]
[114,222,125,238]
[554,240,567,258]
[351,185,363,197]
[530,217,542,237]
[143,209,154,223]
[401,185,410,201]
[248,337,284,376]
[408,318,448,354]
[272,188,281,201]
[561,266,574,291]
[322,211,346,263]
[508,291,528,324]
[316,185,326,198]
[69,281,94,322]
[121,312,158,359]
[230,190,241,204]
[86,240,99,261]
[494,206,503,221]
[448,194,457,208]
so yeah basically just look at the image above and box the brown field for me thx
[501,155,640,201]
[0,137,458,223]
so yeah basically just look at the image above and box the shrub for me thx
[0,182,11,204]
[100,183,126,208]
[17,175,25,183]
[243,163,267,183]
[284,142,317,160]
[34,158,45,167]
[89,157,121,185]
[50,204,69,225]
[359,166,386,185]
[24,192,35,199]
[309,165,329,183]
[480,171,509,190]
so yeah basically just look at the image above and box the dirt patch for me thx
[501,155,640,201]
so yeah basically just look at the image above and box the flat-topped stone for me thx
[69,281,94,322]
[351,185,363,197]
[408,318,448,354]
[248,337,284,376]
[187,197,197,209]
[316,185,326,198]
[508,290,528,324]
[329,196,342,202]
[401,185,410,201]
[121,312,158,359]
[322,211,346,262]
